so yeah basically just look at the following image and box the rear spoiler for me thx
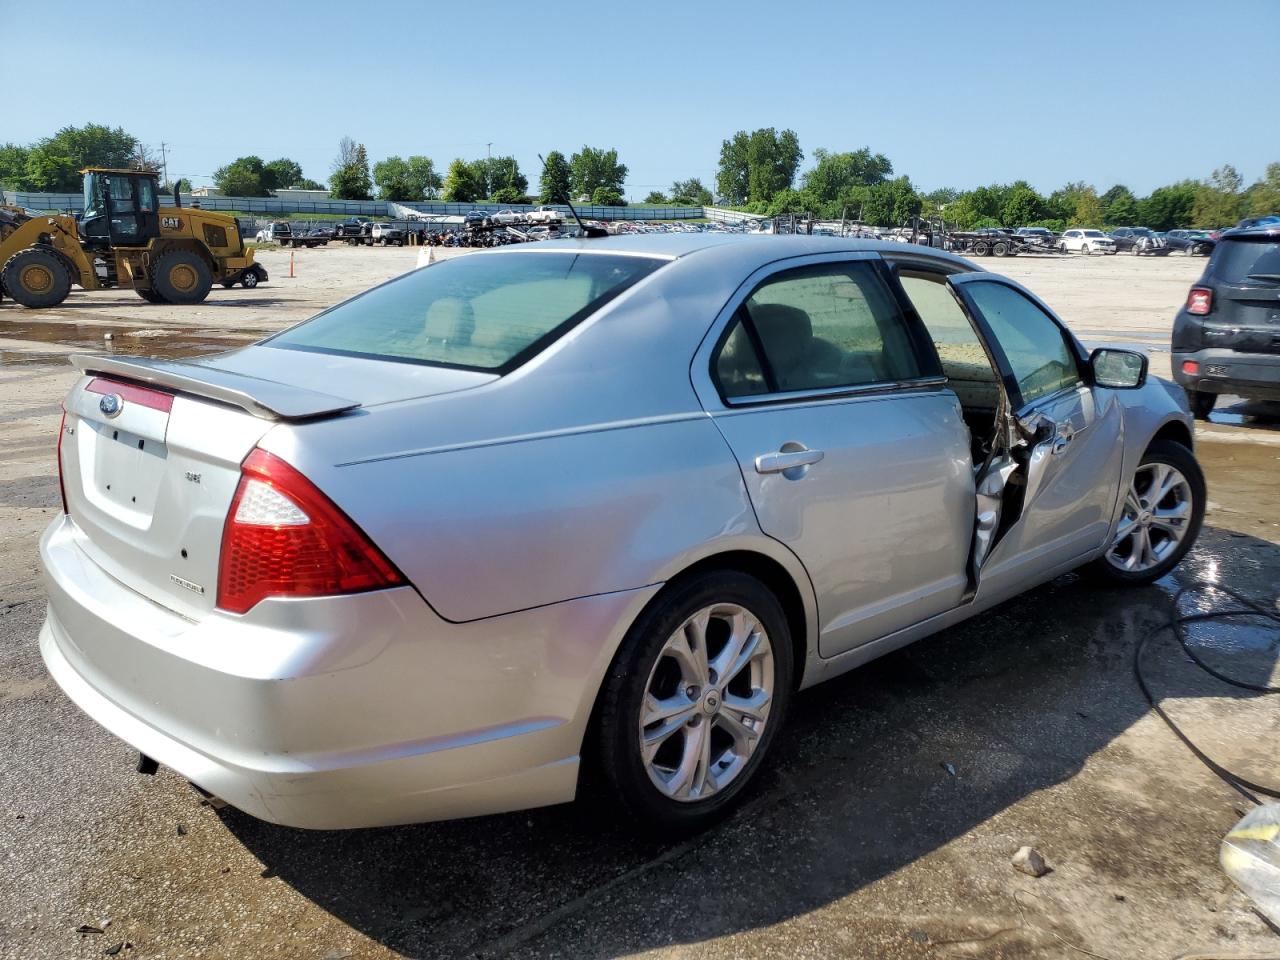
[70,354,360,421]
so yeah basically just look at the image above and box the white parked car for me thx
[527,205,562,224]
[1059,229,1116,255]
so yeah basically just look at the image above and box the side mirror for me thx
[1091,348,1147,389]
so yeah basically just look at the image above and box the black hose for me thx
[1134,583,1280,806]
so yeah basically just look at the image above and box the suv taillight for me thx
[56,408,69,514]
[217,449,404,614]
[1186,287,1213,315]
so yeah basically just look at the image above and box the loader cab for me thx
[80,168,161,247]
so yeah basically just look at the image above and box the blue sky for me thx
[3,0,1276,198]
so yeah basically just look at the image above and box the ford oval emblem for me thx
[99,393,123,418]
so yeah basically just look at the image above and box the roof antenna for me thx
[538,154,607,239]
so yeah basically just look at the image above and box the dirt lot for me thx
[1,244,1278,959]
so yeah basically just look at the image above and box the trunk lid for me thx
[62,349,494,618]
[1208,236,1280,355]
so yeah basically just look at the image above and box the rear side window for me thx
[267,252,664,372]
[714,260,927,399]
[1212,238,1280,284]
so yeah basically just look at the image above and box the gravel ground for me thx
[1,243,1278,959]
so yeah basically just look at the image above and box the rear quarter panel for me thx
[284,417,759,622]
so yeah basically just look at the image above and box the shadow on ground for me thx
[220,526,1280,958]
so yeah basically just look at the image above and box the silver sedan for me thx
[39,235,1204,830]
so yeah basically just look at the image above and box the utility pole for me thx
[486,143,492,160]
[159,142,169,187]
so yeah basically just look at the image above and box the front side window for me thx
[714,260,925,399]
[961,281,1081,406]
[268,251,664,372]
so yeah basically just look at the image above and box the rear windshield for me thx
[266,251,665,372]
[1213,237,1280,285]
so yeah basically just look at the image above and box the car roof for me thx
[1221,225,1280,240]
[518,232,978,271]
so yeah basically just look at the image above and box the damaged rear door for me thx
[946,275,1126,597]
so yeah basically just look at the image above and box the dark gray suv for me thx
[1171,225,1280,418]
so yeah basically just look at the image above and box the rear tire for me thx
[1187,389,1215,420]
[594,571,793,832]
[136,287,166,303]
[1,247,72,307]
[1084,439,1204,586]
[152,249,213,305]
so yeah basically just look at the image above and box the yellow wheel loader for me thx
[0,168,266,308]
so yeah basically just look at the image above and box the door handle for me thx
[755,446,824,475]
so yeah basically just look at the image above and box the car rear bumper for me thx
[39,515,658,829]
[1171,348,1280,401]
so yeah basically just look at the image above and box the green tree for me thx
[669,177,712,206]
[1245,162,1280,217]
[590,186,626,206]
[373,155,441,201]
[538,150,572,203]
[466,156,526,199]
[570,146,627,201]
[295,177,326,191]
[800,147,893,216]
[24,124,139,192]
[716,128,802,206]
[329,138,372,200]
[1000,185,1048,226]
[213,155,270,197]
[160,177,192,195]
[1047,181,1091,222]
[1070,187,1105,227]
[1192,164,1245,228]
[1137,181,1196,231]
[643,190,668,204]
[921,186,959,217]
[490,186,529,204]
[1100,185,1139,226]
[764,188,810,216]
[442,158,483,202]
[0,143,30,188]
[262,158,304,191]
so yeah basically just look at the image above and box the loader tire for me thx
[136,287,166,303]
[2,247,72,307]
[152,249,212,305]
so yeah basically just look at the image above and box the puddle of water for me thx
[1,320,260,367]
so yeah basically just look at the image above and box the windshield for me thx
[267,251,665,372]
[1082,230,1105,238]
[1213,237,1280,284]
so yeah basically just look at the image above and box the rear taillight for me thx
[1186,287,1213,316]
[56,408,69,514]
[217,448,403,615]
[1181,360,1200,375]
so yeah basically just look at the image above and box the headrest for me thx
[751,303,812,367]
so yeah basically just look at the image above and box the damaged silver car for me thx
[39,235,1203,831]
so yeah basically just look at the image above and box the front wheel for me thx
[1082,244,1092,255]
[594,571,793,831]
[1186,389,1215,420]
[1085,439,1205,586]
[241,270,259,289]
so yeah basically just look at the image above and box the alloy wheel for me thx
[638,603,775,802]
[1106,462,1193,573]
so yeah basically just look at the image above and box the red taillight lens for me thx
[1186,287,1213,316]
[56,408,69,515]
[217,448,404,614]
[1181,360,1200,375]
